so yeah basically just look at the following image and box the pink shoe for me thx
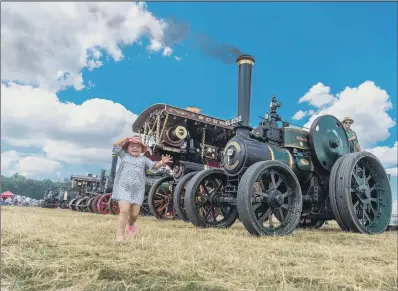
[127,224,137,237]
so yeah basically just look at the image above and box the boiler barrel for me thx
[223,136,313,183]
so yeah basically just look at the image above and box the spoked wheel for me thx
[60,201,69,209]
[69,197,79,211]
[140,193,151,216]
[329,155,349,231]
[75,197,90,212]
[87,196,99,213]
[298,217,325,229]
[237,161,303,236]
[108,197,120,215]
[92,195,102,214]
[184,169,238,228]
[97,193,112,215]
[148,176,176,219]
[330,152,392,234]
[173,172,198,222]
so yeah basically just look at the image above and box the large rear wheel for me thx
[330,152,392,234]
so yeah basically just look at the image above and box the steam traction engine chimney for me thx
[236,54,255,136]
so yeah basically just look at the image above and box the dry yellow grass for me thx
[1,206,397,291]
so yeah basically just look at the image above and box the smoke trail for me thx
[163,18,191,47]
[162,18,247,63]
[195,34,245,64]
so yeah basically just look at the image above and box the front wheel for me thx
[173,172,198,222]
[237,160,303,236]
[184,169,238,229]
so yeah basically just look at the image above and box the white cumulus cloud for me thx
[366,142,398,167]
[1,150,61,178]
[386,167,398,177]
[298,82,335,108]
[295,81,396,148]
[0,2,187,178]
[1,82,138,167]
[292,110,307,120]
[1,2,173,92]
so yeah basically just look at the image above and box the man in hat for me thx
[342,117,361,152]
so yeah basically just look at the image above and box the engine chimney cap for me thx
[236,54,255,65]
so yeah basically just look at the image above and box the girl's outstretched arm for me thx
[152,155,173,170]
[112,137,129,158]
[113,137,129,146]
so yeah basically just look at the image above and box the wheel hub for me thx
[356,182,371,204]
[269,190,284,207]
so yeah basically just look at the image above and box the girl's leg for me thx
[127,204,141,237]
[128,204,141,226]
[115,201,130,241]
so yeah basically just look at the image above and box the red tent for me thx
[1,191,15,198]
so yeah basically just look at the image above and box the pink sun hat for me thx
[122,136,148,152]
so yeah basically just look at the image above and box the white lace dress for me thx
[111,145,155,205]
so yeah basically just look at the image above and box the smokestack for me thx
[100,169,106,186]
[110,153,118,179]
[236,55,255,136]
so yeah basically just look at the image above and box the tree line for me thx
[1,174,71,200]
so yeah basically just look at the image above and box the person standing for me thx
[342,117,361,152]
[111,136,173,242]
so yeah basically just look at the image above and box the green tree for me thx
[1,174,70,200]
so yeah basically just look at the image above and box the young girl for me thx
[111,136,172,241]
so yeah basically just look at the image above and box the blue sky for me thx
[1,2,397,204]
[60,2,396,144]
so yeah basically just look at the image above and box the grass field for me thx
[1,206,397,291]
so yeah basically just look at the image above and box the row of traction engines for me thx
[59,53,392,236]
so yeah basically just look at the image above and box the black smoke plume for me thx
[161,17,246,64]
[163,18,191,47]
[195,34,244,64]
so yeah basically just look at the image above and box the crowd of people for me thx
[0,196,42,207]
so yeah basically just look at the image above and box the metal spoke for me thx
[275,177,282,189]
[281,191,291,199]
[281,203,289,210]
[353,200,360,210]
[363,210,371,223]
[258,207,271,224]
[361,207,365,222]
[270,171,277,189]
[352,171,362,186]
[257,179,265,190]
[211,206,217,221]
[368,204,376,215]
[195,202,205,209]
[255,192,269,198]
[278,208,285,221]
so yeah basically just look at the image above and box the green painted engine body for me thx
[282,127,309,151]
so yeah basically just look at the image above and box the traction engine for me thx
[183,55,392,236]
